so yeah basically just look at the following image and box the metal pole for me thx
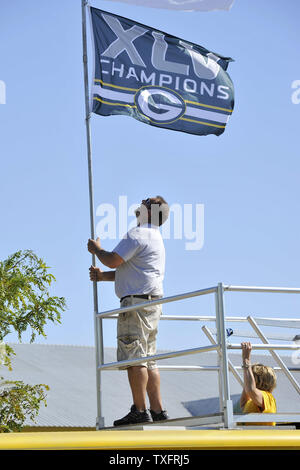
[98,344,219,370]
[202,326,244,388]
[97,286,217,318]
[227,344,300,351]
[216,283,234,428]
[81,0,104,429]
[214,292,224,413]
[224,285,300,294]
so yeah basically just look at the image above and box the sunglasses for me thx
[143,198,152,208]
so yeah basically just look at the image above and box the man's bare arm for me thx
[89,266,115,282]
[95,248,123,269]
[102,271,116,281]
[87,238,124,269]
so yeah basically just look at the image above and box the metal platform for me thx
[103,413,224,431]
[103,412,300,431]
[94,283,300,430]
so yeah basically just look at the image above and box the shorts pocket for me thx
[117,336,144,362]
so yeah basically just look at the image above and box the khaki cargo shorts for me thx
[117,296,162,370]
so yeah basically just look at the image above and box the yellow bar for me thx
[180,117,226,129]
[94,79,233,113]
[0,430,300,450]
[94,78,138,92]
[184,99,233,113]
[93,97,136,108]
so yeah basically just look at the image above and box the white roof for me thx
[1,343,299,428]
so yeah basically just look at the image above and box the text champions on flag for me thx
[89,7,234,137]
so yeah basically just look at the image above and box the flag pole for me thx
[81,0,104,429]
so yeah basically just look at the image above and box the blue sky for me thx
[1,0,300,357]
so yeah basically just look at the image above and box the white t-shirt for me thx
[113,224,165,299]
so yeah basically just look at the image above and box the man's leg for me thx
[114,365,151,426]
[127,365,148,411]
[147,367,163,412]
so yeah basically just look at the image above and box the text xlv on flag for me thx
[89,7,234,136]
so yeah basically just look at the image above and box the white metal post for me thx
[202,326,244,387]
[215,283,234,428]
[81,0,104,429]
[212,299,225,413]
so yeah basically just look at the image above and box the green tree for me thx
[0,378,49,433]
[0,250,66,432]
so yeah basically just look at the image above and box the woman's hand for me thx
[241,341,252,363]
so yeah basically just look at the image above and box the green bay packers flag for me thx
[89,7,234,136]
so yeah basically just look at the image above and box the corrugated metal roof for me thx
[1,343,299,428]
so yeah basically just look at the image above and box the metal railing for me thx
[94,283,300,429]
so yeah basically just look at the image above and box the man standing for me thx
[87,196,169,426]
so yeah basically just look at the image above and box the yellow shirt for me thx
[242,391,276,426]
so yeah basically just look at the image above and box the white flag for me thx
[104,0,234,11]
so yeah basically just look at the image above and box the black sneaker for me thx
[150,409,169,421]
[113,405,152,427]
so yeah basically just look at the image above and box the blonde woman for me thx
[240,342,277,426]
